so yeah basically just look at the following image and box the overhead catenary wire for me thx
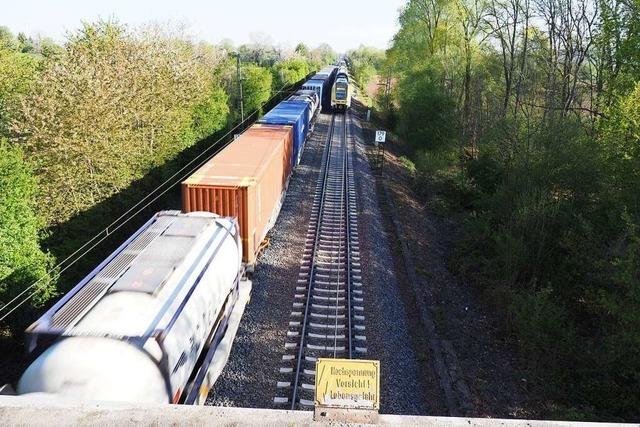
[0,78,308,323]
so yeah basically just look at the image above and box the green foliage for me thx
[347,45,385,89]
[238,34,279,67]
[16,33,62,57]
[13,20,229,226]
[0,22,322,335]
[385,0,640,418]
[0,48,40,137]
[218,58,270,124]
[294,43,310,57]
[397,68,458,151]
[308,43,338,70]
[0,26,17,51]
[598,0,640,97]
[600,81,640,213]
[274,57,310,88]
[460,118,639,415]
[191,85,230,141]
[398,155,417,175]
[240,63,273,116]
[0,140,55,331]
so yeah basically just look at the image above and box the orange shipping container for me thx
[182,125,293,265]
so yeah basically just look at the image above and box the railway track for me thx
[274,112,366,410]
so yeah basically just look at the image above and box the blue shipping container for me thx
[302,67,337,111]
[258,100,310,166]
[301,79,326,109]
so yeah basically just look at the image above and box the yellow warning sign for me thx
[314,358,380,410]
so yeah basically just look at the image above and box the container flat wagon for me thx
[18,211,243,405]
[182,125,294,266]
[288,95,317,129]
[258,100,311,167]
[301,66,337,112]
[289,90,319,122]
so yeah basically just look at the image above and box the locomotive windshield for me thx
[335,81,348,100]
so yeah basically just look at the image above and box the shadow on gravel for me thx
[207,260,297,408]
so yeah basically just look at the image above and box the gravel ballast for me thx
[207,110,434,415]
[206,114,329,408]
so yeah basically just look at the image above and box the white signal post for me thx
[373,130,386,172]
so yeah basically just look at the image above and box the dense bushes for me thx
[380,0,640,419]
[459,120,640,415]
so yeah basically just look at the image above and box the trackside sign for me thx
[314,358,380,410]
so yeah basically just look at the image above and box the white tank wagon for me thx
[17,211,245,405]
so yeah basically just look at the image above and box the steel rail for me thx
[289,113,337,409]
[275,111,363,410]
[344,112,353,360]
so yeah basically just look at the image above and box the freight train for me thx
[183,68,333,266]
[301,66,338,112]
[12,64,342,405]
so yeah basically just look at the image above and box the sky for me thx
[2,0,407,52]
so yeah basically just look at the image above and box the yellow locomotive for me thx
[331,66,351,112]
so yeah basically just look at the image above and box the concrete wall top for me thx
[0,397,632,427]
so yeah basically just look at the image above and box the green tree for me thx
[294,42,310,57]
[14,21,229,225]
[17,33,34,54]
[383,0,640,417]
[226,63,272,122]
[242,63,273,114]
[0,140,55,331]
[0,26,17,51]
[397,68,458,150]
[347,45,386,89]
[274,56,310,87]
[309,43,338,69]
[191,84,230,141]
[0,48,40,138]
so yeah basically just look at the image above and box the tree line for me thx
[0,21,336,333]
[364,0,638,420]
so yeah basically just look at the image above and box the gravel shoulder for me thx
[355,98,543,418]
[347,110,439,415]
